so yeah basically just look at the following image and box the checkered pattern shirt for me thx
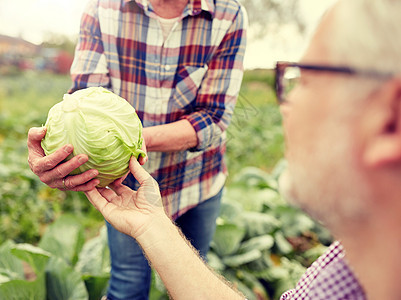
[280,241,366,300]
[70,0,247,219]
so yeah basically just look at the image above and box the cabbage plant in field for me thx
[0,215,110,300]
[41,87,145,187]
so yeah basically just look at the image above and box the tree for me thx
[239,0,305,38]
[41,32,77,55]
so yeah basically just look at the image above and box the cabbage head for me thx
[41,87,145,187]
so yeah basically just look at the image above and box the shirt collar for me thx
[124,0,215,18]
[192,0,215,17]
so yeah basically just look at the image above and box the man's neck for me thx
[149,0,189,18]
[340,215,401,300]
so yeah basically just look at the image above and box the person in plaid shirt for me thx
[27,0,247,299]
[83,0,401,299]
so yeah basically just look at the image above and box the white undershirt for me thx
[157,15,180,41]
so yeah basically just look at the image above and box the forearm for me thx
[143,119,198,152]
[137,215,244,300]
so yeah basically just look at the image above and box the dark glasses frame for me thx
[274,61,393,104]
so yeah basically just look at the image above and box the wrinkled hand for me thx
[27,127,100,191]
[85,157,165,239]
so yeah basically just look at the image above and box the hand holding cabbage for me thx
[28,87,146,190]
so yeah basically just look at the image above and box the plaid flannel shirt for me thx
[70,0,247,218]
[280,241,366,300]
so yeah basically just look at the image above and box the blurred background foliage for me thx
[0,68,332,299]
[240,0,306,38]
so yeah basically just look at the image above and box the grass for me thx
[0,72,71,118]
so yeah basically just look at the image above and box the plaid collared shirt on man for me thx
[281,241,366,300]
[70,0,247,218]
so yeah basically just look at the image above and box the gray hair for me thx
[320,0,401,102]
[329,0,401,74]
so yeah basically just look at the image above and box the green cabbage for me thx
[41,87,145,187]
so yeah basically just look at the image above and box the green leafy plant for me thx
[0,215,110,300]
[207,163,332,300]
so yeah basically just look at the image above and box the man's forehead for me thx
[300,3,338,65]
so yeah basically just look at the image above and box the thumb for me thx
[129,157,162,207]
[28,126,47,140]
[27,127,47,149]
[130,156,152,185]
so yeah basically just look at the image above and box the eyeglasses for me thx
[274,61,393,104]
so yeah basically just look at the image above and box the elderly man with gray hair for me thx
[84,0,401,299]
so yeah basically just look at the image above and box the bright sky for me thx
[0,0,337,69]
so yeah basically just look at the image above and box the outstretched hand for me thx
[85,157,165,239]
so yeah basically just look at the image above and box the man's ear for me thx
[363,78,401,167]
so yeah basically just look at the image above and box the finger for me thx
[31,144,75,175]
[66,178,100,192]
[138,139,148,165]
[39,153,89,183]
[108,180,135,197]
[85,189,110,213]
[27,127,48,170]
[60,168,98,188]
[27,127,47,151]
[138,153,148,165]
[129,156,152,185]
[113,171,129,186]
[98,187,119,202]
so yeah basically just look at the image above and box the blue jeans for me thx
[106,188,223,300]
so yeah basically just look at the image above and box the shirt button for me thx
[165,65,171,71]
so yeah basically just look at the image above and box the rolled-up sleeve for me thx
[69,0,111,93]
[181,4,248,151]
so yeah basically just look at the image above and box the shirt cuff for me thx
[181,112,220,152]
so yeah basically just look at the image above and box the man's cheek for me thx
[281,119,293,154]
[278,167,298,206]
